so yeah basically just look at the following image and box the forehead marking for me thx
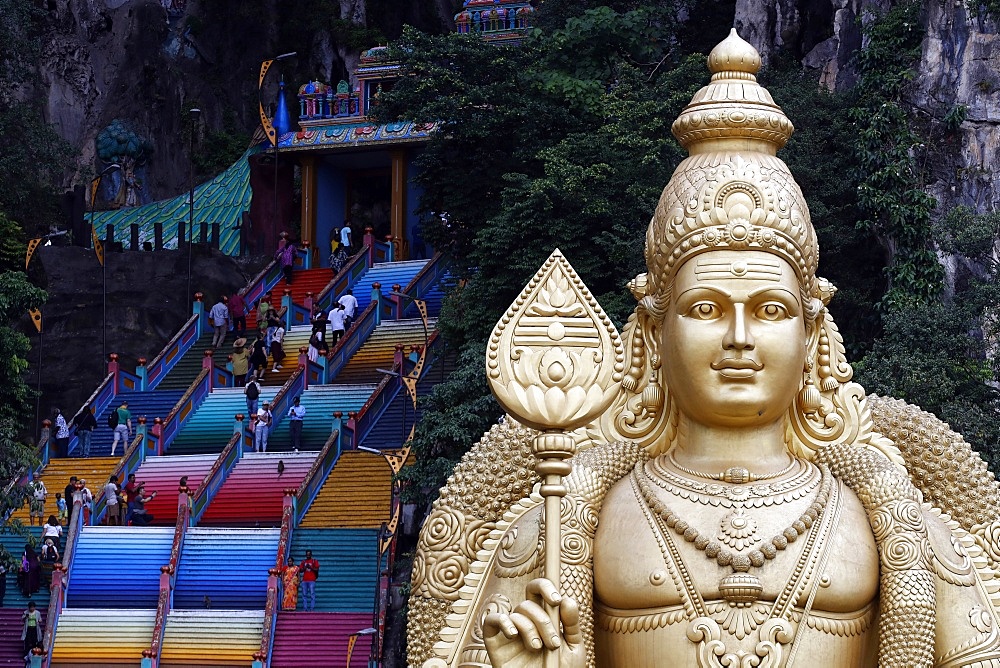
[694,257,782,281]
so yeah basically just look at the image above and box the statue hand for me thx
[483,578,586,668]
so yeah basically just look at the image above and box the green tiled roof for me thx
[92,146,258,256]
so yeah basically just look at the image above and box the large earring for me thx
[798,360,821,416]
[641,354,664,418]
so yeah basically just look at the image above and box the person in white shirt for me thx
[337,289,359,330]
[339,222,352,254]
[328,303,347,346]
[254,403,273,452]
[209,296,230,349]
[287,396,306,451]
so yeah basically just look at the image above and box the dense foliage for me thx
[376,0,1000,502]
[0,0,56,562]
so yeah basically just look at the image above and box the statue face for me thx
[660,250,807,428]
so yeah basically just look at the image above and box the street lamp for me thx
[90,162,121,364]
[187,107,201,308]
[258,52,297,248]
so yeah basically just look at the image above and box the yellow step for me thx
[300,450,400,528]
[12,457,120,525]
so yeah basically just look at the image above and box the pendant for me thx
[718,508,760,550]
[718,572,762,604]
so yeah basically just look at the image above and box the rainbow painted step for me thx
[265,383,376,452]
[173,527,279,609]
[0,607,44,667]
[169,386,278,456]
[199,452,318,526]
[245,267,335,331]
[299,451,394,529]
[270,611,373,668]
[131,454,219,525]
[160,609,263,667]
[288,528,381,612]
[334,318,436,385]
[50,608,154,668]
[83,389,185,457]
[67,526,174,608]
[157,331,217,390]
[0,527,44,611]
[9,457,119,526]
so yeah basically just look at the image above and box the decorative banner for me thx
[90,176,100,209]
[28,308,42,333]
[25,238,42,270]
[380,505,400,555]
[91,224,105,267]
[258,59,277,147]
[383,441,412,476]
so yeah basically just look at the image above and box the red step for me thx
[198,452,317,525]
[245,268,334,331]
[130,454,219,525]
[270,612,372,668]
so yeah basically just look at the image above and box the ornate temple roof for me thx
[90,147,257,255]
[276,121,438,152]
[455,0,534,44]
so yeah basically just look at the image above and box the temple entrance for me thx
[346,168,392,242]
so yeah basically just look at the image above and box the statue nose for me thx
[723,304,755,350]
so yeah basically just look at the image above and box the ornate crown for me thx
[644,29,819,301]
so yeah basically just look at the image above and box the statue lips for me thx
[711,356,763,379]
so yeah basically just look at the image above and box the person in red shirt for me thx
[229,291,247,338]
[299,550,320,612]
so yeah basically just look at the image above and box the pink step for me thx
[131,454,218,525]
[199,452,317,525]
[270,612,373,668]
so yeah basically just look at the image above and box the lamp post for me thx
[257,52,297,248]
[187,107,201,308]
[90,162,121,365]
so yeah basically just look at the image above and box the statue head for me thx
[599,30,885,461]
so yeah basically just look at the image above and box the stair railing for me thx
[91,431,145,525]
[294,428,343,524]
[142,488,192,668]
[62,370,117,459]
[398,252,446,319]
[323,297,379,384]
[41,491,85,668]
[143,314,200,391]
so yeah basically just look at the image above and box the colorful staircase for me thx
[66,526,174,608]
[258,326,313,386]
[351,260,430,311]
[157,332,217,390]
[245,268,335,332]
[265,384,376,452]
[160,610,264,667]
[0,527,44,608]
[50,608,154,668]
[85,389,185,456]
[287,528,381,612]
[198,452,318,526]
[169,387,278,456]
[334,318,436,385]
[9,458,119,525]
[131,454,219,525]
[270,611,373,668]
[299,451,393,528]
[0,607,45,667]
[173,528,279,609]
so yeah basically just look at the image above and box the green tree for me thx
[0,211,47,566]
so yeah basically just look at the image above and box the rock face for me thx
[26,245,268,430]
[30,0,452,201]
[736,0,1000,290]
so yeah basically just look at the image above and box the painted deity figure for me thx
[408,31,1000,668]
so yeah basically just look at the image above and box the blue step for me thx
[173,527,279,609]
[67,526,174,608]
[169,387,278,455]
[288,528,380,612]
[81,390,185,456]
[0,527,46,608]
[351,260,428,311]
[266,384,376,451]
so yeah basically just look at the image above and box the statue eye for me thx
[756,303,788,321]
[688,302,721,320]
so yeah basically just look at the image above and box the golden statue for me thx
[408,30,1000,668]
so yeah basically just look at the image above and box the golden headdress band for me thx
[644,29,819,301]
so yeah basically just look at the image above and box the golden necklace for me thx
[634,461,834,604]
[668,450,796,484]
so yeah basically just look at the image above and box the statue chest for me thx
[592,469,880,615]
